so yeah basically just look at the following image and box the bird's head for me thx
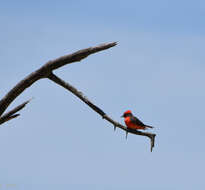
[121,110,133,118]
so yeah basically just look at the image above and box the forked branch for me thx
[0,42,117,117]
[0,42,156,151]
[0,99,31,125]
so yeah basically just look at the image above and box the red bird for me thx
[121,110,153,130]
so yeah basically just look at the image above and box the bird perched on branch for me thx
[121,110,154,130]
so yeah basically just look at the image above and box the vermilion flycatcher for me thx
[121,110,153,130]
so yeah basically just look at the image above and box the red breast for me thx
[124,116,146,130]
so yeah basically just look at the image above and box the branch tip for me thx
[126,131,128,140]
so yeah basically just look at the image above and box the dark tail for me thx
[145,125,154,129]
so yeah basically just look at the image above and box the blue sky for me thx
[0,0,205,189]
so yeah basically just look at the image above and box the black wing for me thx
[130,116,145,126]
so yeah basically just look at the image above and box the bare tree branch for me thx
[0,42,156,151]
[48,73,156,151]
[0,42,117,117]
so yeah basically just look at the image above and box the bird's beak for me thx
[121,115,124,118]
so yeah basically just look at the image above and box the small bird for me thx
[121,110,153,130]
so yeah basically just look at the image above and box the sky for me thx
[0,0,205,189]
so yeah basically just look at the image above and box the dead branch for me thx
[48,73,156,151]
[0,42,117,117]
[0,42,156,151]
